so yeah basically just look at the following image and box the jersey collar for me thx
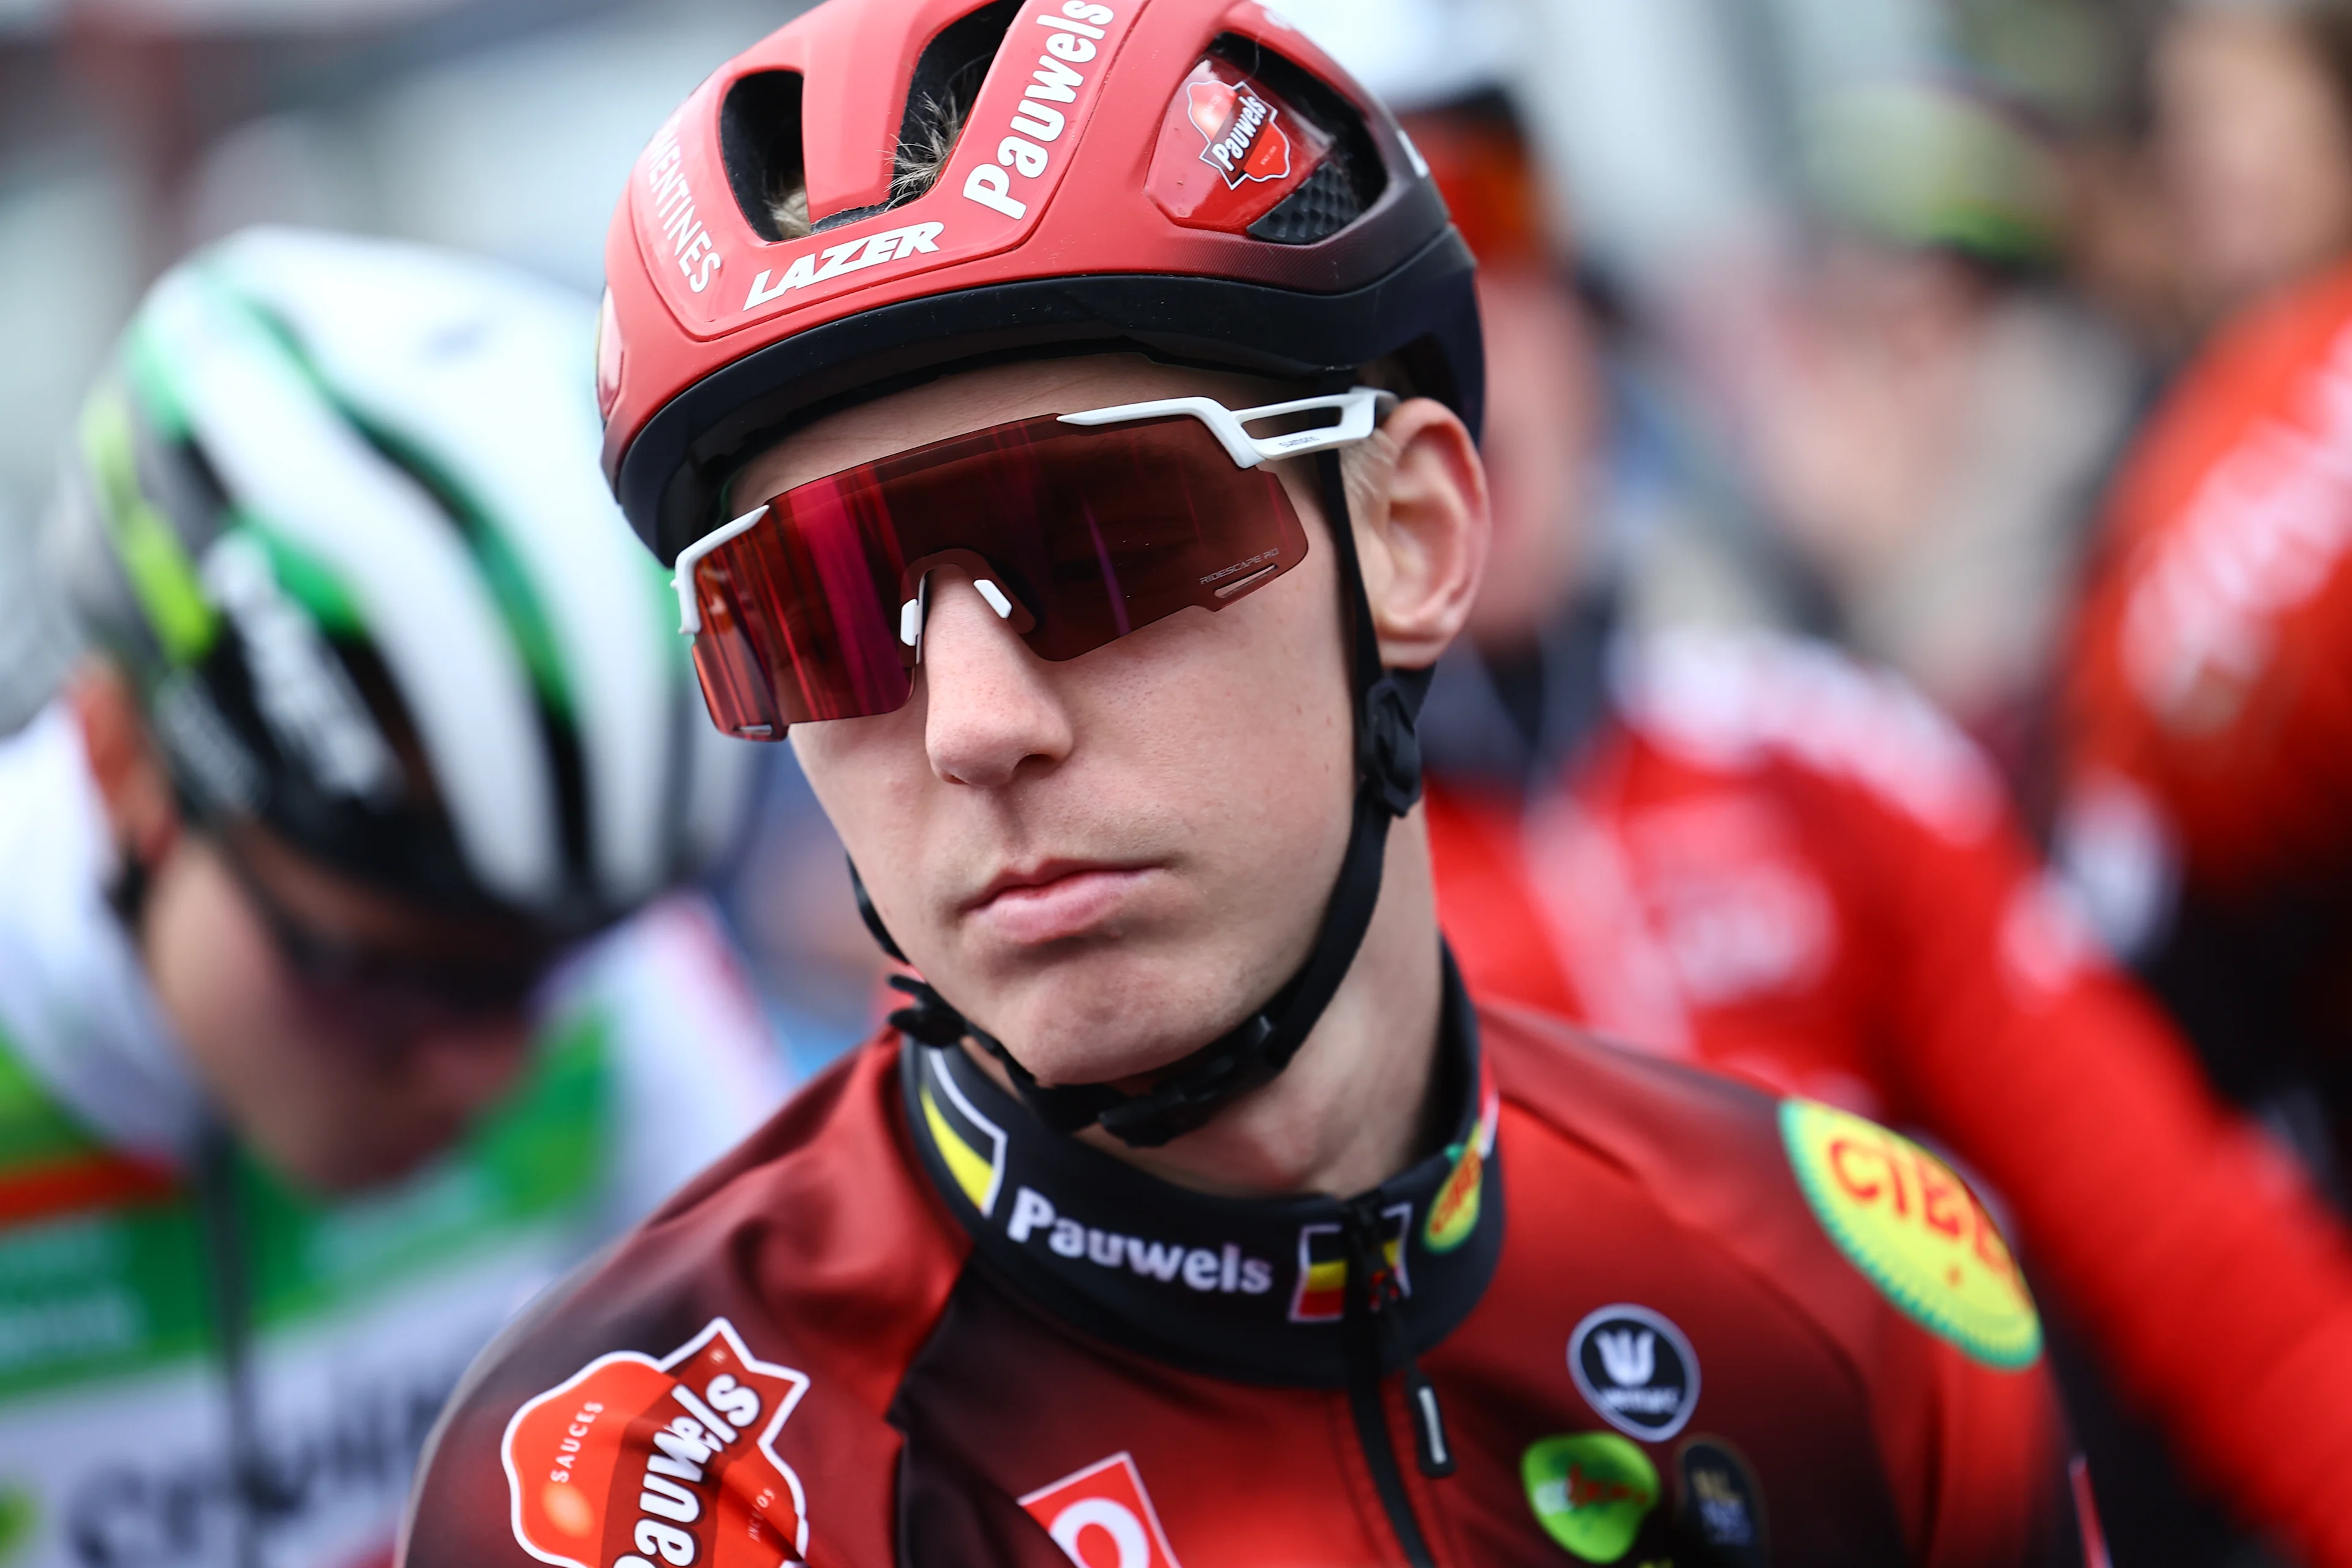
[899,957,1504,1386]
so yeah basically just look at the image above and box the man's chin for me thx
[940,929,1302,1087]
[974,983,1252,1091]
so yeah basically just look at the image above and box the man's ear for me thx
[1346,397,1490,672]
[66,662,181,869]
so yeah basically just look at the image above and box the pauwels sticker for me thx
[503,1317,812,1567]
[1147,57,1330,233]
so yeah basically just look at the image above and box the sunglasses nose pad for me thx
[973,579,1016,620]
[899,552,1037,660]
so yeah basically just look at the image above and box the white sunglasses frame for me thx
[669,386,1395,636]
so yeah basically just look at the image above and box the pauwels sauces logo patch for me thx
[1189,76,1289,187]
[503,1318,811,1567]
[1289,1204,1410,1324]
[1568,1304,1700,1442]
[1779,1099,2043,1368]
[1424,1087,1499,1253]
[1147,58,1329,234]
[1019,1453,1183,1568]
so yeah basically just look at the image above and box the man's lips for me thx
[963,861,1159,945]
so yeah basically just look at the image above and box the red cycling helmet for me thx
[597,0,1482,567]
[601,0,1483,1147]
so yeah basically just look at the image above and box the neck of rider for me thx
[1095,809,1456,1201]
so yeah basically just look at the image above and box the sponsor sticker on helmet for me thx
[636,116,726,299]
[1567,1304,1700,1442]
[502,1317,811,1567]
[1520,1432,1659,1563]
[1018,1452,1183,1568]
[1147,59,1329,235]
[1779,1098,2042,1368]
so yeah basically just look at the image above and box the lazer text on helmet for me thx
[743,222,947,312]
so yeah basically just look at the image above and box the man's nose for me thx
[916,571,1074,789]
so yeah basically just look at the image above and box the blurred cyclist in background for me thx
[1267,17,2352,1561]
[2058,0,2352,1212]
[2056,0,2352,1154]
[0,227,783,1568]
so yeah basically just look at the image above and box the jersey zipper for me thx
[1340,1198,1455,1567]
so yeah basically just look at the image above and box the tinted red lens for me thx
[688,414,1308,736]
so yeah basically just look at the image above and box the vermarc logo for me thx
[1568,1303,1701,1441]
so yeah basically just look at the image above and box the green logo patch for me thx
[1521,1431,1659,1562]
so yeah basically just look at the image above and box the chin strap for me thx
[867,448,1428,1148]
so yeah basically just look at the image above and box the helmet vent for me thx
[1251,160,1361,245]
[1208,34,1387,246]
[888,0,1022,208]
[722,71,810,242]
[788,0,1020,236]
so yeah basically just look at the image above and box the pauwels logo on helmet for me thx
[957,2,1133,224]
[1147,58,1330,233]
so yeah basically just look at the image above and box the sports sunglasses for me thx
[673,386,1396,737]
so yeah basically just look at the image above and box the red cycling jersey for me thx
[1428,628,2352,1564]
[2054,259,2352,1133]
[401,977,2077,1567]
[2062,259,2352,906]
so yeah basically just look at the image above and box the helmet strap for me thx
[865,448,1428,1148]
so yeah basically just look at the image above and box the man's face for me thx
[140,821,541,1193]
[749,357,1361,1090]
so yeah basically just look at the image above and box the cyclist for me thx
[0,227,784,1568]
[404,4,2084,1562]
[1343,72,2352,1563]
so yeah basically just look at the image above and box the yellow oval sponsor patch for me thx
[1779,1099,2041,1369]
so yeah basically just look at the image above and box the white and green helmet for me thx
[43,227,748,931]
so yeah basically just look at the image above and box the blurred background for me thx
[9,0,2352,1558]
